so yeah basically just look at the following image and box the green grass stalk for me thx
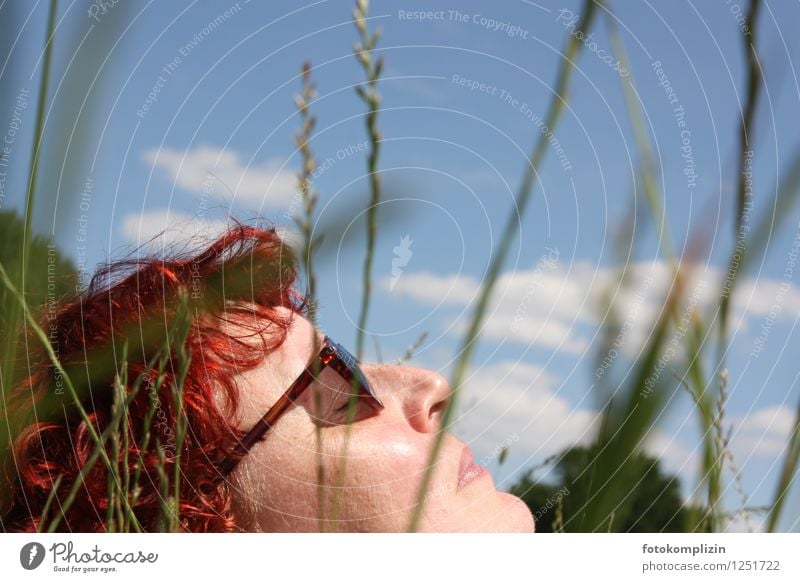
[1,0,59,419]
[129,355,169,515]
[327,0,385,530]
[292,62,329,529]
[41,343,145,532]
[155,443,171,532]
[36,475,63,532]
[119,344,132,531]
[718,0,762,361]
[294,61,321,324]
[169,294,192,532]
[397,331,429,365]
[353,0,384,361]
[0,264,122,488]
[767,393,800,531]
[604,3,723,529]
[408,0,602,532]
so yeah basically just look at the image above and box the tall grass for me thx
[593,0,800,533]
[327,0,386,530]
[718,0,762,362]
[352,0,384,362]
[0,263,195,532]
[602,2,720,531]
[2,0,799,534]
[291,60,330,529]
[0,0,59,443]
[408,0,602,532]
[577,0,769,533]
[294,61,321,326]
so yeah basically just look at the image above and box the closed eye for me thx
[306,371,359,416]
[306,369,378,424]
[335,397,359,413]
[334,382,367,412]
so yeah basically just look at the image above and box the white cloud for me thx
[724,511,767,533]
[142,146,297,207]
[732,404,797,458]
[384,258,800,357]
[120,209,229,250]
[453,360,599,465]
[121,211,306,268]
[471,316,589,354]
[388,272,479,305]
[643,428,699,481]
[273,225,305,256]
[386,259,661,355]
[741,405,796,435]
[734,277,800,319]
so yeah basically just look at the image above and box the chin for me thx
[498,491,536,532]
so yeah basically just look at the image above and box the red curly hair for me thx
[1,223,305,532]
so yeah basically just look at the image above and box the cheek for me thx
[232,435,321,529]
[325,424,425,491]
[235,417,460,531]
[236,419,433,529]
[319,424,436,524]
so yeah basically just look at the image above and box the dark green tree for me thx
[509,444,705,532]
[509,470,562,533]
[0,209,77,366]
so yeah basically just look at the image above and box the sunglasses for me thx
[217,335,383,476]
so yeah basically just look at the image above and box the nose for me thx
[363,365,452,433]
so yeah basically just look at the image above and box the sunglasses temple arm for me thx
[217,368,320,476]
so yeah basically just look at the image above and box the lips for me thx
[457,444,490,490]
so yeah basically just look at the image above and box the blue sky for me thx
[3,0,800,531]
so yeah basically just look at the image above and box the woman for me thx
[1,224,533,532]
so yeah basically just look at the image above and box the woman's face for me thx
[227,307,534,532]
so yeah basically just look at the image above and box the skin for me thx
[226,306,535,532]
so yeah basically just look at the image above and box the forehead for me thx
[223,307,320,425]
[266,310,320,384]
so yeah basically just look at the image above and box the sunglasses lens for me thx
[326,338,384,409]
[353,365,383,408]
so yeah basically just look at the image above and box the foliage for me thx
[2,0,799,533]
[0,209,77,320]
[510,445,705,533]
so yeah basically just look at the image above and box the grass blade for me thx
[408,0,602,532]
